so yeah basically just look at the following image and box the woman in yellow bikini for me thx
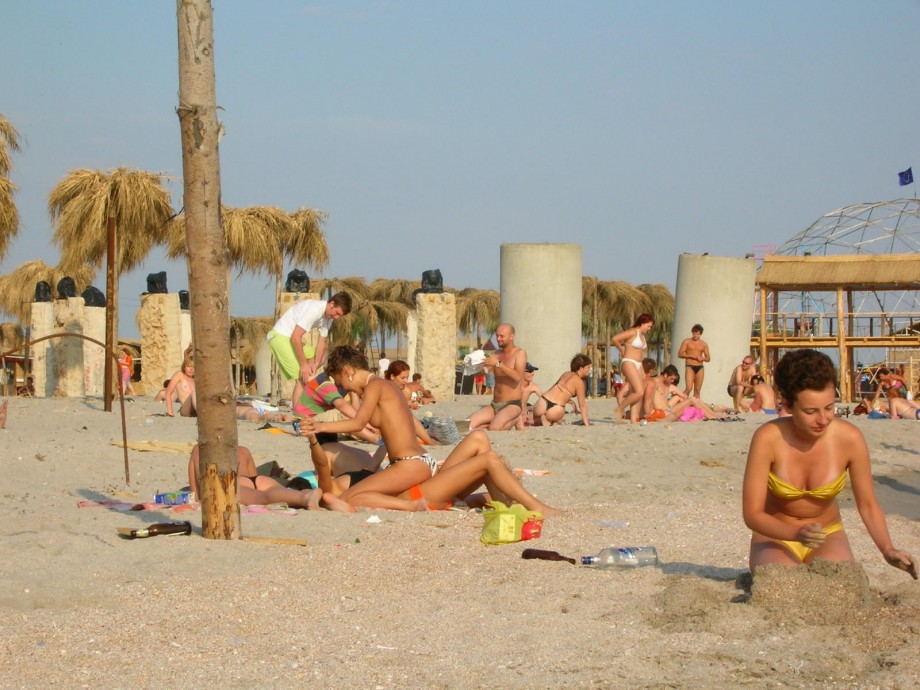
[742,349,917,577]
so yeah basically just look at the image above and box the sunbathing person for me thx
[188,444,320,510]
[304,345,559,514]
[612,314,655,423]
[165,356,197,417]
[642,365,731,422]
[516,362,543,429]
[532,354,592,427]
[742,349,916,578]
[408,373,436,404]
[748,374,779,415]
[235,405,296,423]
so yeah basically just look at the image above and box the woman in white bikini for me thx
[532,354,592,426]
[304,345,559,514]
[611,314,655,424]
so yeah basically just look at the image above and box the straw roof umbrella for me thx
[0,116,23,260]
[167,205,329,317]
[0,260,94,324]
[637,282,675,365]
[48,167,174,408]
[370,278,420,357]
[455,287,500,352]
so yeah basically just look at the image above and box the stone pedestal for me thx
[414,292,456,402]
[30,297,104,398]
[138,293,185,395]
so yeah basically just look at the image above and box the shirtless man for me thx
[728,355,756,413]
[517,362,542,429]
[644,365,729,422]
[748,374,778,415]
[468,323,527,431]
[677,324,710,397]
[643,365,693,422]
[165,356,197,417]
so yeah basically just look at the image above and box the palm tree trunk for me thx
[177,0,240,540]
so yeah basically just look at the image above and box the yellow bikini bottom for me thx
[758,522,844,562]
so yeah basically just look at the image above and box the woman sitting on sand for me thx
[532,354,592,427]
[304,345,559,514]
[748,374,779,415]
[165,356,196,417]
[611,314,655,424]
[742,349,917,578]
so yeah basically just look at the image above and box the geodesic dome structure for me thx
[762,199,920,338]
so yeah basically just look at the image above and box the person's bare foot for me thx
[305,488,322,510]
[320,491,356,513]
[408,497,429,512]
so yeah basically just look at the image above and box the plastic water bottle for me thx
[581,546,659,569]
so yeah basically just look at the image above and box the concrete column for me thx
[406,310,418,374]
[138,293,184,395]
[83,305,106,396]
[499,243,582,391]
[255,339,273,397]
[415,292,457,402]
[669,253,757,407]
[30,302,55,397]
[51,297,86,397]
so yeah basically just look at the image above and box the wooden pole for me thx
[103,215,116,412]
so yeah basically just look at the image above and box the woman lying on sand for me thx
[742,349,917,578]
[531,354,592,427]
[304,345,559,514]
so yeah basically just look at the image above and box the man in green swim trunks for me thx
[468,323,527,431]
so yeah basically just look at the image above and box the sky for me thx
[3,1,920,339]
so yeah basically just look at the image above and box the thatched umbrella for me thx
[370,278,420,357]
[0,260,94,324]
[0,322,24,352]
[0,116,22,260]
[48,167,174,408]
[229,316,272,389]
[455,287,500,352]
[168,205,329,317]
[637,282,676,365]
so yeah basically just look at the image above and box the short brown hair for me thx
[329,291,352,314]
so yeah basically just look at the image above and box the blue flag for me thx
[898,167,913,186]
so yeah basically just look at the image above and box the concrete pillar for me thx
[51,297,86,397]
[669,253,757,407]
[83,305,106,396]
[406,310,418,375]
[30,302,55,397]
[414,292,457,402]
[499,243,583,391]
[255,339,273,397]
[179,309,192,356]
[138,293,184,396]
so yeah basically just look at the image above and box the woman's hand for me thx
[797,523,826,549]
[883,547,919,579]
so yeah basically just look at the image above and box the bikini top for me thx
[767,471,847,501]
[631,329,646,350]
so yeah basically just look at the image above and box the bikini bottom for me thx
[757,522,845,562]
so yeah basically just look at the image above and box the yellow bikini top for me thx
[768,471,847,501]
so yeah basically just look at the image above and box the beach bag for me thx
[57,276,77,298]
[285,269,310,293]
[81,285,106,307]
[480,501,543,544]
[146,271,168,294]
[426,415,462,445]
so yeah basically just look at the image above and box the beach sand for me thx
[1,394,918,689]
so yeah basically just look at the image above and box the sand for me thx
[1,394,918,689]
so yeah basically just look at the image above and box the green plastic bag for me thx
[480,501,543,544]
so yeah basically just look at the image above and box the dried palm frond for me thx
[48,167,174,275]
[0,177,18,259]
[0,116,22,177]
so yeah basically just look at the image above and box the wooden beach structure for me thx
[752,253,920,401]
